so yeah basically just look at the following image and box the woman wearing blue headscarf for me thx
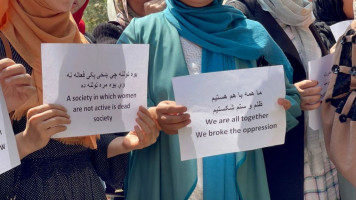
[118,0,301,199]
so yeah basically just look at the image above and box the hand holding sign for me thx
[307,53,335,130]
[124,106,159,149]
[0,58,36,112]
[17,104,70,159]
[151,101,191,134]
[107,106,159,158]
[294,80,322,111]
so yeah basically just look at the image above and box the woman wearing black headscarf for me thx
[313,0,352,25]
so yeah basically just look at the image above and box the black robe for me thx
[225,1,334,199]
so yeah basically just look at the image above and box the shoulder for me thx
[121,12,175,43]
[243,18,269,35]
[129,12,167,30]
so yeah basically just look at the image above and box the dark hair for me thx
[313,0,347,25]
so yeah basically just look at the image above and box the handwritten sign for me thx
[330,20,352,41]
[0,89,20,174]
[307,53,335,130]
[172,66,286,161]
[42,44,148,138]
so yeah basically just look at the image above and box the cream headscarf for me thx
[257,0,321,68]
[257,0,327,177]
[0,0,99,149]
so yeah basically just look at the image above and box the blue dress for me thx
[118,12,301,200]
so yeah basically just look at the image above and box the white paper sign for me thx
[330,20,352,41]
[0,90,20,174]
[307,53,335,130]
[42,44,148,138]
[172,66,286,161]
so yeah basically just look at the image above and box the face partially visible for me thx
[71,0,87,13]
[343,0,354,19]
[43,0,75,13]
[179,0,214,7]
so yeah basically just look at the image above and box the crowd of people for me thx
[0,0,355,199]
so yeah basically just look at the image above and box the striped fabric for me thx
[304,152,340,200]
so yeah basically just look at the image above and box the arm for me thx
[0,104,70,198]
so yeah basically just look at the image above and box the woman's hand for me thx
[150,101,191,135]
[0,58,36,112]
[123,106,159,150]
[278,98,291,110]
[294,80,322,110]
[16,104,70,159]
[107,106,159,158]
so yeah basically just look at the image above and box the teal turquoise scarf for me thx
[164,0,293,199]
[164,0,293,81]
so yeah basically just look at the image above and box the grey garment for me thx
[0,39,129,200]
[338,173,356,200]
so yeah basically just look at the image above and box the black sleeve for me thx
[91,133,129,189]
[0,165,22,199]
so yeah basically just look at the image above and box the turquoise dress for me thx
[118,12,301,200]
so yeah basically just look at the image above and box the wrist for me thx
[16,132,37,159]
[107,136,131,158]
[148,107,161,131]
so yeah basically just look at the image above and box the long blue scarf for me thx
[163,0,293,79]
[164,0,293,199]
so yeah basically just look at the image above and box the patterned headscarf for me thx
[114,0,139,29]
